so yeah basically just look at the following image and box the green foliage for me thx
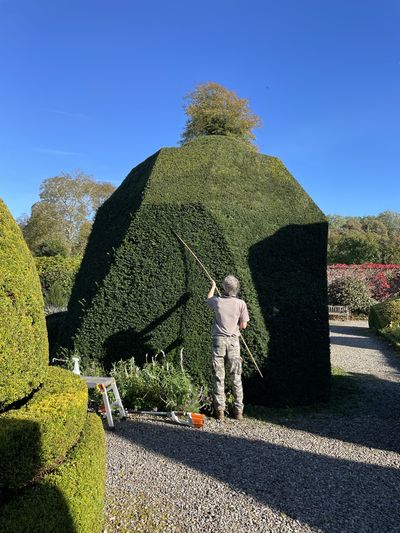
[0,413,106,533]
[21,171,115,256]
[45,280,69,308]
[328,212,400,264]
[0,199,48,408]
[19,201,68,257]
[109,355,204,411]
[36,238,69,257]
[328,232,381,264]
[46,312,67,359]
[328,276,374,314]
[0,197,105,532]
[35,255,81,309]
[0,367,88,489]
[181,82,261,146]
[64,135,330,406]
[379,324,400,351]
[369,297,400,330]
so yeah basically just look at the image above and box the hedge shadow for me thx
[247,223,331,406]
[0,419,75,533]
[118,420,400,532]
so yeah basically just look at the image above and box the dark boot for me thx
[215,409,225,422]
[234,408,243,420]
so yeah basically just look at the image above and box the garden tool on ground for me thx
[138,410,205,428]
[172,230,264,378]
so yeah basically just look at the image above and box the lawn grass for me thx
[376,327,400,355]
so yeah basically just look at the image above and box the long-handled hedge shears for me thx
[173,231,264,379]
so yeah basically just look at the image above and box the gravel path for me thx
[104,321,400,533]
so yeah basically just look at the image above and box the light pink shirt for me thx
[206,296,249,337]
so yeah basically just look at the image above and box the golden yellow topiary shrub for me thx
[0,199,48,409]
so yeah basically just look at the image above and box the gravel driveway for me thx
[104,321,400,532]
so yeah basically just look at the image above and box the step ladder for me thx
[82,376,127,430]
[72,357,126,430]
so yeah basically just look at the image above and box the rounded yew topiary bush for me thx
[0,200,48,409]
[369,296,400,330]
[0,367,88,489]
[0,198,105,533]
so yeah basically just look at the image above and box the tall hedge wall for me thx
[0,200,48,408]
[65,136,330,406]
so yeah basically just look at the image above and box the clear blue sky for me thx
[1,0,399,220]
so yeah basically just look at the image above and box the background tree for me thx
[327,212,400,264]
[181,82,261,146]
[21,171,115,256]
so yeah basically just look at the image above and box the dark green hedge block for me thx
[0,200,48,409]
[0,367,88,489]
[64,136,330,405]
[0,413,105,533]
[369,297,400,330]
[46,311,67,360]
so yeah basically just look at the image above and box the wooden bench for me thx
[328,305,350,320]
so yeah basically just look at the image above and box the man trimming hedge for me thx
[206,275,249,422]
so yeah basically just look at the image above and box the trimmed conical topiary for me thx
[0,199,48,408]
[65,136,331,405]
[0,198,105,533]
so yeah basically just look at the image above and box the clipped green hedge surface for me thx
[0,413,105,533]
[0,366,88,489]
[0,199,48,408]
[64,136,330,406]
[369,296,400,330]
[35,255,81,307]
[46,311,67,359]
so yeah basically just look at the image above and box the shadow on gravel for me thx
[330,335,378,349]
[329,324,369,336]
[248,372,400,454]
[330,322,400,373]
[118,419,400,533]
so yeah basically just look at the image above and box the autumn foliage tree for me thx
[21,172,115,256]
[181,82,261,146]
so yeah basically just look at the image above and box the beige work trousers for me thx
[212,335,244,411]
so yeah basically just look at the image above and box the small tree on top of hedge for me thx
[181,82,261,146]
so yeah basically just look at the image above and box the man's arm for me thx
[207,280,217,299]
[239,301,250,330]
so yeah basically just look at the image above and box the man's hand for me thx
[207,280,217,299]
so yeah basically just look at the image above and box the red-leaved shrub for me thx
[328,264,400,302]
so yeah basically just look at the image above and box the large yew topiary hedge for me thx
[65,136,330,405]
[0,200,48,408]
